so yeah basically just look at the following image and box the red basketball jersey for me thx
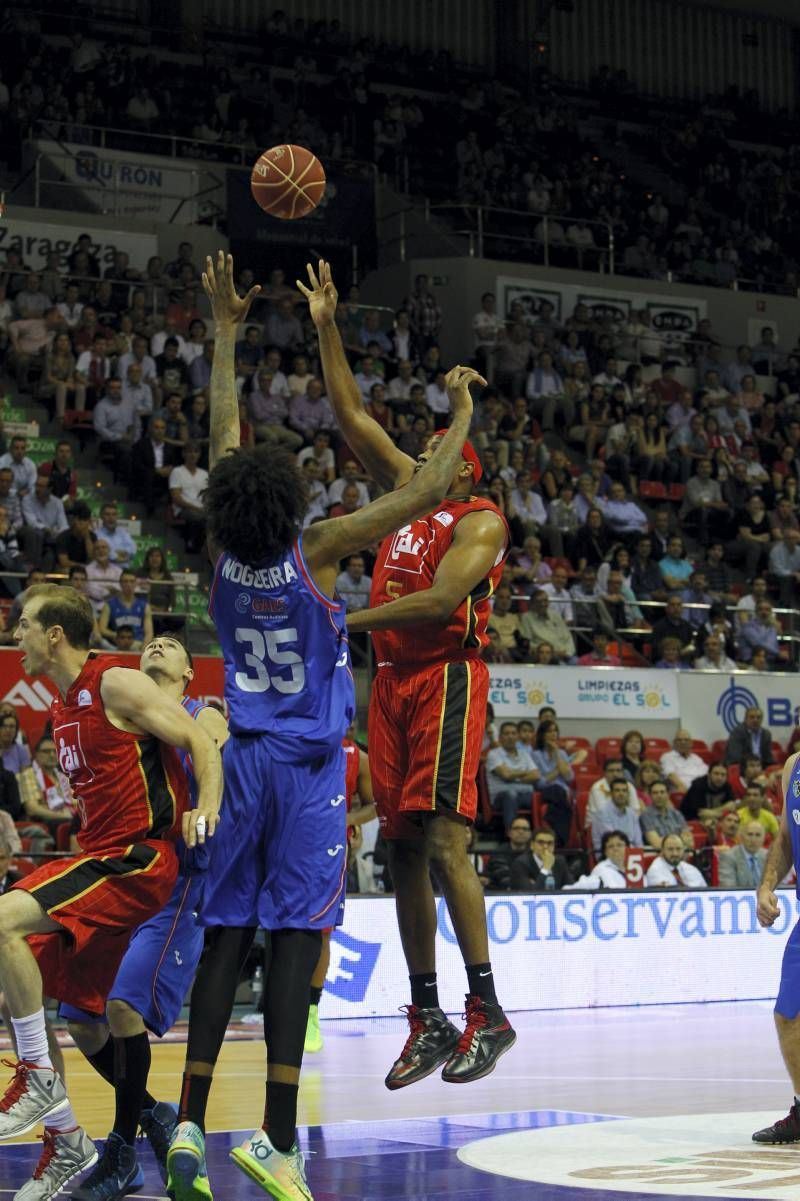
[50,654,189,854]
[370,496,508,667]
[343,737,360,812]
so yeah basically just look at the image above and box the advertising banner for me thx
[326,889,794,1017]
[34,140,223,223]
[496,275,706,332]
[677,671,800,749]
[488,666,679,722]
[0,219,158,274]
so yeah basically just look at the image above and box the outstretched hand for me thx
[445,365,487,416]
[202,251,261,326]
[296,259,338,327]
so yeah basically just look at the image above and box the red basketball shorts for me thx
[368,659,487,839]
[18,840,178,1016]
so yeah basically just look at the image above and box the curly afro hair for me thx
[204,444,309,566]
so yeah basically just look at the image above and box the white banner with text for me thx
[0,218,157,274]
[324,890,794,1017]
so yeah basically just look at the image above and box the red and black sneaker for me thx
[441,995,516,1084]
[384,1005,461,1091]
[753,1104,800,1143]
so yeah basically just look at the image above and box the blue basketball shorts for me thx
[199,734,348,930]
[776,915,800,1019]
[59,872,205,1037]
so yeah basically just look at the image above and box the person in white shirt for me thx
[168,442,209,552]
[387,360,416,401]
[694,632,737,672]
[327,461,370,509]
[0,437,38,498]
[425,372,450,415]
[586,758,642,829]
[334,554,372,612]
[121,362,154,439]
[117,336,157,387]
[85,538,122,615]
[565,830,630,890]
[540,564,574,623]
[300,459,329,527]
[56,283,84,329]
[472,291,503,373]
[645,834,706,888]
[353,355,382,401]
[295,431,335,483]
[660,730,708,795]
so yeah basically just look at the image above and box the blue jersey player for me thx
[166,251,484,1201]
[753,747,800,1145]
[24,638,228,1201]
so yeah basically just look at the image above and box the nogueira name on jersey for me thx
[221,557,298,590]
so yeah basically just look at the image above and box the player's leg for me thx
[754,924,800,1143]
[0,890,74,1137]
[169,732,268,1198]
[403,661,515,1084]
[0,992,65,1082]
[369,671,461,1090]
[167,925,256,1201]
[230,747,343,1198]
[305,930,331,1053]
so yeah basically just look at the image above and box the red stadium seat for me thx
[668,483,686,501]
[711,740,728,762]
[638,481,667,500]
[595,737,623,761]
[560,736,592,751]
[644,737,671,756]
[11,857,37,878]
[687,820,709,849]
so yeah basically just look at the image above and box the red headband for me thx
[433,430,483,483]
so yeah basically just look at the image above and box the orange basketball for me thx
[249,144,326,220]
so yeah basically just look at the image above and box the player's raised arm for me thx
[303,366,481,578]
[297,260,414,491]
[100,667,224,845]
[202,252,262,470]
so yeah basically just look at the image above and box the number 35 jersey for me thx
[370,495,508,668]
[208,536,354,760]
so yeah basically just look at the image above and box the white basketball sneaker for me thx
[14,1127,97,1200]
[0,1061,69,1138]
[230,1128,313,1200]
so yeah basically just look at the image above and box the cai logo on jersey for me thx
[385,519,437,576]
[53,722,94,785]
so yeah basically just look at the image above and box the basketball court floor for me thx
[0,999,796,1199]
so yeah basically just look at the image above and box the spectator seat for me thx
[595,736,623,760]
[644,737,671,756]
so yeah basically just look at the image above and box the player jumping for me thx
[0,586,222,1201]
[166,252,480,1201]
[300,260,516,1090]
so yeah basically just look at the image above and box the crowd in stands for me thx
[1,221,799,671]
[2,14,800,291]
[475,700,794,892]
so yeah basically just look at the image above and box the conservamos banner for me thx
[324,890,793,1017]
[496,275,706,334]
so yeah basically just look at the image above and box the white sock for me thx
[46,1102,79,1134]
[10,1009,53,1069]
